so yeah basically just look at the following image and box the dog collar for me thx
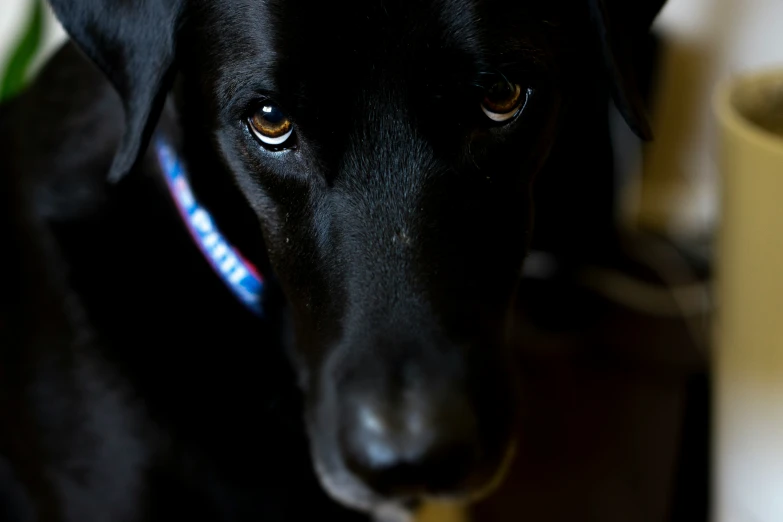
[154,137,264,316]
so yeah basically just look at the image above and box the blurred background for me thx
[2,1,783,522]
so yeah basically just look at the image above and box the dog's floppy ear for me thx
[588,0,666,140]
[48,0,184,183]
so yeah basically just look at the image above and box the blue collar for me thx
[154,137,264,316]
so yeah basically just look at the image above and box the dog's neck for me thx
[152,87,287,314]
[161,105,273,276]
[153,136,265,316]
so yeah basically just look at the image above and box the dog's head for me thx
[51,0,664,514]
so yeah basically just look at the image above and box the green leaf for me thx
[0,0,45,102]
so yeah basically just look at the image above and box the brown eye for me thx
[481,80,527,122]
[248,102,294,146]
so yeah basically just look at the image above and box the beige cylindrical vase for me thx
[714,68,783,522]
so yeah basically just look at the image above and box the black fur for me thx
[0,0,665,520]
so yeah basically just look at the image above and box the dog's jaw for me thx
[462,438,518,504]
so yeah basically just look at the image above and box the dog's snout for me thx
[339,388,480,497]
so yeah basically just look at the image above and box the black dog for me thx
[0,0,665,520]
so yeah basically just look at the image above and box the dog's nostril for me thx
[358,404,389,435]
[353,405,400,469]
[340,395,480,497]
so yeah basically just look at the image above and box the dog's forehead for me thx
[195,0,554,91]
[203,0,523,43]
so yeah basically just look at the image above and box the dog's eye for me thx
[481,80,528,123]
[248,102,294,146]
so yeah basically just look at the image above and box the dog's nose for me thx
[339,389,480,497]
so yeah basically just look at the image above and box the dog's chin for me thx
[311,441,517,521]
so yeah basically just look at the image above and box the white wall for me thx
[0,0,65,81]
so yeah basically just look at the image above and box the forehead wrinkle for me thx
[215,67,276,113]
